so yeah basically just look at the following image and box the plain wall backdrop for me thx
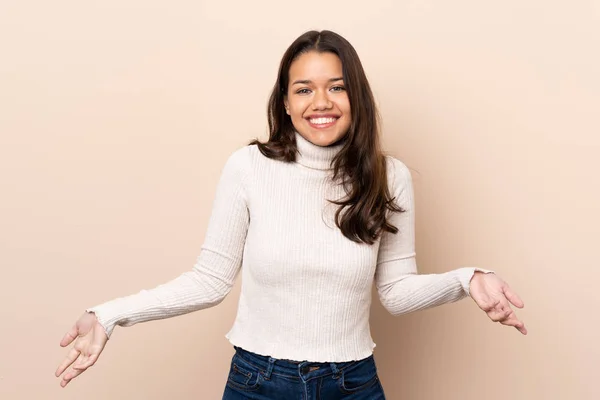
[1,1,599,399]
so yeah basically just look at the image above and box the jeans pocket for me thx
[226,354,263,392]
[337,356,379,395]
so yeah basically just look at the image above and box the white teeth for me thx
[309,117,337,125]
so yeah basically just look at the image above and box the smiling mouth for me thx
[307,117,339,128]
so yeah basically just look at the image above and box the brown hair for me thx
[250,30,404,244]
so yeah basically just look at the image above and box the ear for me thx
[283,96,290,115]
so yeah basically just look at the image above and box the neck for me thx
[294,131,346,170]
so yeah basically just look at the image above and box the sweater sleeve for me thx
[374,157,492,316]
[86,147,251,338]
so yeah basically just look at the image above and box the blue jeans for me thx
[222,346,386,399]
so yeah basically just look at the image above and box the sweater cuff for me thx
[456,267,494,296]
[85,306,118,339]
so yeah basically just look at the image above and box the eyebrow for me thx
[291,77,344,85]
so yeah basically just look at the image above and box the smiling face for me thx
[284,51,351,147]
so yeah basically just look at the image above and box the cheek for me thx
[287,100,302,115]
[339,97,351,116]
[291,109,304,120]
[291,104,309,119]
[342,104,351,120]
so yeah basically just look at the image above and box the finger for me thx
[479,298,501,313]
[60,324,79,347]
[503,319,527,335]
[485,300,511,321]
[518,325,528,335]
[55,347,80,377]
[498,310,520,326]
[60,366,85,388]
[503,286,524,308]
[487,306,512,322]
[73,353,99,370]
[499,311,528,335]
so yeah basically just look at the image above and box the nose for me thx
[312,90,332,110]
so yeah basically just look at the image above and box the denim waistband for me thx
[233,346,371,380]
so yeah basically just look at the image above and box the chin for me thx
[304,130,346,147]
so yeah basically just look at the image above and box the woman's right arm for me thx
[56,147,251,387]
[89,147,252,337]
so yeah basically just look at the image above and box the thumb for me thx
[503,285,525,309]
[60,324,79,347]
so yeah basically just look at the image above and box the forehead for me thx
[289,51,343,81]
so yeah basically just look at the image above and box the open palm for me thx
[55,312,108,387]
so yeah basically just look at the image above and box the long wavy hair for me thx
[250,30,404,244]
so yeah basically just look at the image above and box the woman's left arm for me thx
[375,157,526,335]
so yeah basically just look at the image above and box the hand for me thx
[469,272,527,335]
[55,311,108,387]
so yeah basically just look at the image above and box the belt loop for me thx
[330,362,340,379]
[264,357,275,380]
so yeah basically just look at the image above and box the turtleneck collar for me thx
[294,131,346,171]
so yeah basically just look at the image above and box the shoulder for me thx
[384,155,413,193]
[224,143,257,167]
[219,143,261,183]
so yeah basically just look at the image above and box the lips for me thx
[306,114,340,129]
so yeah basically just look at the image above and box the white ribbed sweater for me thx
[87,132,487,362]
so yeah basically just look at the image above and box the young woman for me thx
[56,30,526,399]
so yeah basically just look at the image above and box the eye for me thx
[296,88,312,94]
[330,86,346,92]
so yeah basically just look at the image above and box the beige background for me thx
[1,1,598,399]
